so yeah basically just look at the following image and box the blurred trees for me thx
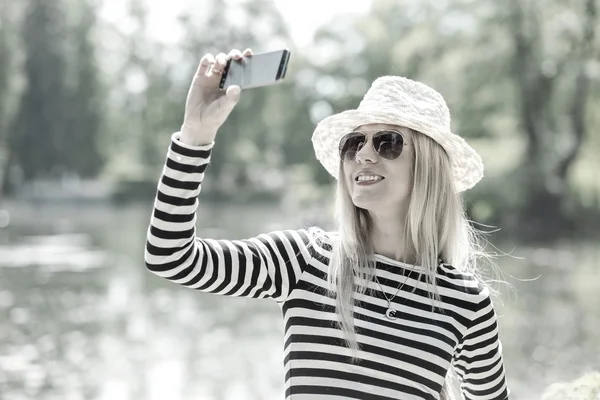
[63,0,105,178]
[307,0,600,238]
[102,0,312,202]
[102,0,183,193]
[0,0,104,194]
[0,0,598,239]
[0,1,13,169]
[507,0,598,236]
[172,0,312,201]
[4,0,70,193]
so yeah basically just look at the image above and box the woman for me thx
[145,48,510,400]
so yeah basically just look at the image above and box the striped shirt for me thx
[144,132,510,400]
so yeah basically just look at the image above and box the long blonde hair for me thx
[326,129,494,399]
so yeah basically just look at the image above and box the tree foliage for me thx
[0,0,598,239]
[1,0,104,194]
[308,0,600,237]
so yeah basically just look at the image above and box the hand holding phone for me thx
[219,49,291,90]
[180,48,253,146]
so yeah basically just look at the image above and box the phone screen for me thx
[220,49,290,90]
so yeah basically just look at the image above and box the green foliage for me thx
[307,0,600,237]
[0,2,9,131]
[63,0,104,177]
[0,0,598,239]
[1,0,105,193]
[542,371,600,400]
[3,0,71,190]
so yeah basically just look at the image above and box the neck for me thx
[368,205,416,265]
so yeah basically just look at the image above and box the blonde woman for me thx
[145,48,510,400]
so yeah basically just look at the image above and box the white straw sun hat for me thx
[311,76,484,192]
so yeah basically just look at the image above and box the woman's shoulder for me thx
[437,261,490,298]
[284,225,337,264]
[298,225,336,250]
[257,225,333,251]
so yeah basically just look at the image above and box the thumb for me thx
[226,85,241,103]
[214,85,241,120]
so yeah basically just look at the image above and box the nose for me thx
[354,137,378,164]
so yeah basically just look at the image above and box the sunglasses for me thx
[339,130,409,162]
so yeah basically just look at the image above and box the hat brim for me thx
[311,109,484,192]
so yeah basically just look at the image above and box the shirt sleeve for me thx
[452,286,510,400]
[144,132,323,302]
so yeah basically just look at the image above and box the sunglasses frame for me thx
[338,130,410,162]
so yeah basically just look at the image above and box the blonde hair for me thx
[326,129,495,399]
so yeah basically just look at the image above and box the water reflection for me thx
[0,201,598,400]
[0,233,106,270]
[499,242,600,398]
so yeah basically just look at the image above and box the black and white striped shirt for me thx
[144,133,510,400]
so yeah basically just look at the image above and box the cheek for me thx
[345,175,355,194]
[342,168,353,192]
[390,158,413,190]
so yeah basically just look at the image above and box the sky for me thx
[274,0,372,47]
[100,0,373,48]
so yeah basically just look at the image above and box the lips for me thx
[354,171,385,182]
[354,174,385,188]
[356,179,384,187]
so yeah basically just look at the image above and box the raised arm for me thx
[452,287,510,400]
[144,134,323,302]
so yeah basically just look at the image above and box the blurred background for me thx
[0,0,599,399]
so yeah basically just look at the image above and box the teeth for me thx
[357,175,383,182]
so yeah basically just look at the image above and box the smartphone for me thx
[219,49,291,90]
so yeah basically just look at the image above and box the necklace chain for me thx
[374,274,408,306]
[374,258,443,309]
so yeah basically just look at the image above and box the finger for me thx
[228,49,243,60]
[213,53,227,72]
[242,48,253,57]
[196,53,215,76]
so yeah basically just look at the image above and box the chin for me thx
[351,196,381,211]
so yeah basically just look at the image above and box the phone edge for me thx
[220,48,291,90]
[276,49,291,81]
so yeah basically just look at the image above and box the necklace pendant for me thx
[385,307,397,320]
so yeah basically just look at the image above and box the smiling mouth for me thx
[355,177,385,185]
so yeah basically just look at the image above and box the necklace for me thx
[373,258,443,320]
[374,273,410,321]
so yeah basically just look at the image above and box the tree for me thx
[307,0,600,238]
[173,0,298,199]
[62,0,105,177]
[507,0,598,237]
[2,0,71,194]
[0,0,13,188]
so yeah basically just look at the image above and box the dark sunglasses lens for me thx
[340,134,366,161]
[373,131,404,159]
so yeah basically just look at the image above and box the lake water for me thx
[0,201,598,400]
